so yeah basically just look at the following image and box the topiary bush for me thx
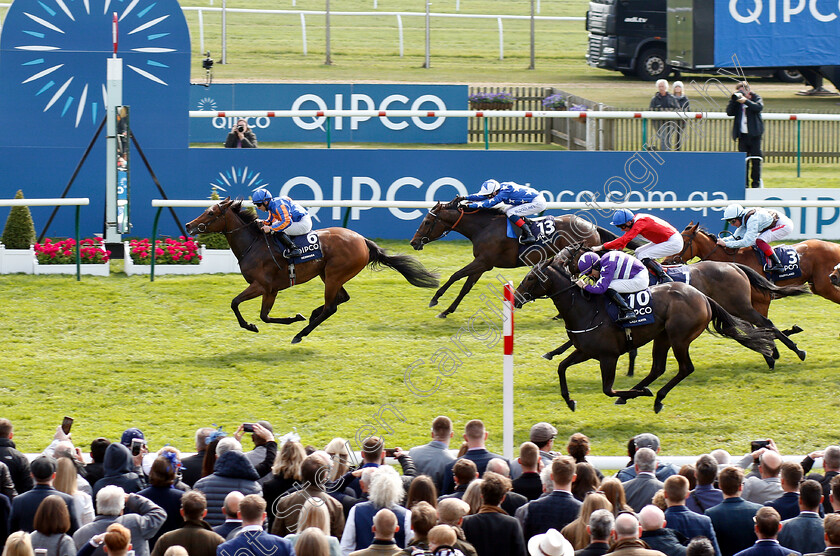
[1,190,36,249]
[197,187,230,250]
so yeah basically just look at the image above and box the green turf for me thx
[1,239,836,459]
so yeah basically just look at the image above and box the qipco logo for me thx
[290,93,448,131]
[211,117,272,129]
[729,0,839,24]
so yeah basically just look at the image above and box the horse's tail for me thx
[734,263,811,298]
[365,239,440,288]
[596,226,645,250]
[706,296,775,357]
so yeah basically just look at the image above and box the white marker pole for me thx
[105,12,122,244]
[503,281,515,460]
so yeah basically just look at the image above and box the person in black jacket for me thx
[9,456,79,534]
[649,79,679,151]
[726,81,764,188]
[92,444,145,504]
[461,471,527,556]
[84,438,111,488]
[0,418,34,494]
[180,428,216,488]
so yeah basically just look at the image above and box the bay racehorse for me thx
[514,260,775,413]
[669,223,840,307]
[558,244,809,368]
[409,198,638,318]
[185,198,439,343]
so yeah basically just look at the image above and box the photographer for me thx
[726,81,764,188]
[223,119,257,149]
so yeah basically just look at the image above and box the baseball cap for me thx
[530,422,558,444]
[256,420,274,434]
[120,427,146,447]
[634,433,660,451]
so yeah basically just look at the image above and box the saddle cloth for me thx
[647,264,691,286]
[751,245,802,281]
[606,289,656,328]
[274,231,324,264]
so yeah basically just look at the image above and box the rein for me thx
[420,206,479,244]
[681,229,724,262]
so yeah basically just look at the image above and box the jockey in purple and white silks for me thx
[463,179,548,244]
[577,250,649,324]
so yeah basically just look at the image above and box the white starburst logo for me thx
[197,97,217,111]
[211,166,269,199]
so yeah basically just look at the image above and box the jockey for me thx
[576,250,649,324]
[721,203,793,271]
[251,189,312,258]
[594,209,683,283]
[463,179,547,244]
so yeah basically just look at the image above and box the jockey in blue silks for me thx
[463,179,548,244]
[577,250,648,324]
[252,189,312,258]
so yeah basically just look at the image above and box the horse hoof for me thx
[614,398,627,405]
[566,399,577,412]
[436,312,448,319]
[291,336,302,344]
[639,387,653,397]
[295,313,306,322]
[246,324,259,333]
[654,401,664,413]
[798,350,807,361]
[790,325,803,335]
[542,352,554,360]
[429,299,439,308]
[764,356,775,370]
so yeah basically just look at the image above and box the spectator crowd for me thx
[0,416,837,556]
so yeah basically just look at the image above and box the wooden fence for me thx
[467,86,840,162]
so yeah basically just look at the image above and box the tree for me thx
[1,190,36,249]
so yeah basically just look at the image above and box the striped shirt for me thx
[584,251,646,295]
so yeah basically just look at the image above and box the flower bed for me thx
[541,93,567,111]
[124,240,239,276]
[469,91,516,111]
[30,238,111,276]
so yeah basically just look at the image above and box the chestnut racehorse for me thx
[668,223,840,308]
[185,198,439,343]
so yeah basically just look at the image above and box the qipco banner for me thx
[716,0,840,67]
[189,84,468,144]
[747,188,840,239]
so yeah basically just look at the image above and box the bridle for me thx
[416,205,476,245]
[678,228,723,263]
[193,204,252,235]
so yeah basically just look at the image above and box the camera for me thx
[202,51,214,71]
[61,416,73,435]
[237,125,245,132]
[733,92,744,100]
[131,438,144,457]
[384,448,397,457]
[243,423,255,433]
[750,439,770,452]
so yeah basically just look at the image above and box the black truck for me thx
[585,0,802,82]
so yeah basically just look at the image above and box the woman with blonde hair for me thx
[284,497,340,556]
[264,440,306,531]
[323,438,350,482]
[599,478,633,515]
[293,527,330,556]
[561,492,613,549]
[2,532,34,556]
[462,479,483,515]
[30,495,75,556]
[54,457,94,525]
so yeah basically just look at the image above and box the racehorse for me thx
[558,244,809,368]
[669,223,840,307]
[514,260,776,413]
[185,198,439,343]
[409,198,634,318]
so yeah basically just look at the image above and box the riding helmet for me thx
[610,208,635,227]
[251,189,272,204]
[721,203,745,221]
[477,179,501,196]
[578,252,600,274]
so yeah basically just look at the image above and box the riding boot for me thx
[606,289,636,324]
[509,215,536,244]
[276,231,302,258]
[642,258,673,283]
[764,252,782,271]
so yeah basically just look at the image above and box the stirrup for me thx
[283,248,302,259]
[616,311,635,323]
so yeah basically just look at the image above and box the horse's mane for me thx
[230,199,259,224]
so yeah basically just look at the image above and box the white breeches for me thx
[610,272,650,293]
[634,232,684,260]
[756,215,793,244]
[284,214,313,236]
[504,195,548,218]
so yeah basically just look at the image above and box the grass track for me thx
[2,239,838,458]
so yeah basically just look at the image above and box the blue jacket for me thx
[523,490,582,541]
[265,196,308,232]
[686,484,724,514]
[733,539,800,556]
[194,451,262,526]
[765,492,801,521]
[216,529,295,556]
[441,448,503,494]
[616,462,679,483]
[778,513,825,555]
[465,182,540,208]
[706,497,763,556]
[664,505,721,556]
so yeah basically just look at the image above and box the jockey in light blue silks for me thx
[463,179,548,244]
[252,189,312,258]
[721,203,793,271]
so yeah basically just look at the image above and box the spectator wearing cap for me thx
[801,446,840,516]
[92,443,146,504]
[410,416,456,495]
[180,428,215,488]
[663,476,721,556]
[120,428,149,481]
[638,505,686,556]
[686,455,724,515]
[575,509,614,556]
[523,456,582,541]
[731,507,800,556]
[441,420,503,495]
[705,467,763,556]
[616,434,678,483]
[240,421,278,481]
[84,439,111,489]
[10,456,79,534]
[528,528,573,556]
[622,449,665,513]
[437,498,478,556]
[777,480,825,555]
[512,423,559,481]
[0,418,34,495]
[766,462,805,521]
[512,443,544,501]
